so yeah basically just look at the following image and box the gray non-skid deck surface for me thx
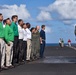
[1,46,76,75]
[45,46,76,56]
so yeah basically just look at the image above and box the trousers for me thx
[13,36,19,64]
[40,41,45,58]
[0,38,5,67]
[26,39,31,60]
[23,41,27,61]
[18,39,23,62]
[6,42,13,66]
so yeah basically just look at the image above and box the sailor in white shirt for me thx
[22,23,27,61]
[18,25,24,40]
[26,28,31,40]
[59,38,62,47]
[26,23,32,61]
[18,19,24,63]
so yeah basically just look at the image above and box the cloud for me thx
[0,6,8,9]
[74,23,76,27]
[49,0,76,19]
[37,0,76,23]
[37,11,52,21]
[0,4,31,20]
[45,26,52,33]
[63,20,73,25]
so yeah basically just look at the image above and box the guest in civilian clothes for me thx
[4,18,14,68]
[18,19,24,64]
[26,23,31,62]
[22,23,27,62]
[10,15,19,64]
[40,25,46,58]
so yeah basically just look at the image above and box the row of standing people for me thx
[0,14,46,71]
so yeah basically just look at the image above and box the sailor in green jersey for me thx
[11,21,18,36]
[0,13,7,70]
[10,15,19,64]
[4,18,14,67]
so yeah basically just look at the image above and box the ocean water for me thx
[46,43,59,46]
[46,43,76,46]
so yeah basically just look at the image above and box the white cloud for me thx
[37,0,76,22]
[45,26,52,33]
[37,11,52,21]
[74,24,76,27]
[63,20,72,25]
[0,4,31,20]
[49,0,76,19]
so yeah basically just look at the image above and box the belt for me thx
[42,39,45,41]
[29,39,31,40]
[0,38,4,40]
[27,39,32,40]
[11,41,14,43]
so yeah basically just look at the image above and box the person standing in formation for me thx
[0,13,6,70]
[30,27,36,60]
[18,19,24,64]
[35,26,40,59]
[10,15,19,65]
[26,23,32,62]
[4,18,14,68]
[40,25,46,58]
[22,23,27,62]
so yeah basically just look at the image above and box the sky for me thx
[0,0,76,43]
